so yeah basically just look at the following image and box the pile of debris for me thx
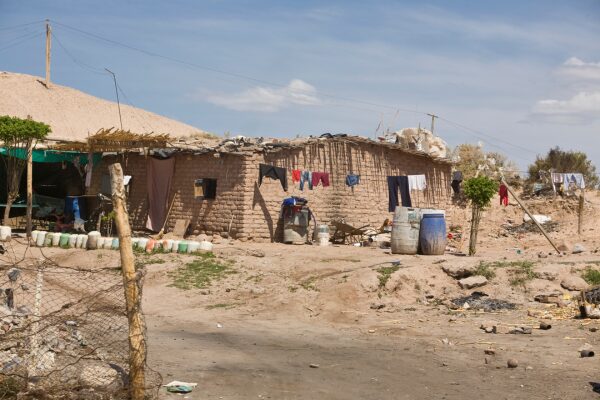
[451,291,516,312]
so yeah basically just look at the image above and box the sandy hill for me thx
[0,71,216,143]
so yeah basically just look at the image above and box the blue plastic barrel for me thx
[419,213,447,255]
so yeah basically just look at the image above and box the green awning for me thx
[0,148,102,164]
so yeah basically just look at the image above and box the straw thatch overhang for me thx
[50,128,171,152]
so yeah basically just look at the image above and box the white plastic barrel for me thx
[97,237,106,249]
[137,238,149,250]
[131,238,140,249]
[0,226,11,242]
[81,234,88,249]
[104,238,114,249]
[391,207,421,255]
[51,232,61,246]
[44,232,54,247]
[31,230,39,242]
[87,231,100,250]
[36,231,46,247]
[187,241,200,253]
[199,241,213,252]
[171,240,181,252]
[111,237,119,249]
[68,235,78,248]
[75,234,85,249]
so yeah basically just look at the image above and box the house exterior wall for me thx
[243,140,452,242]
[88,140,452,242]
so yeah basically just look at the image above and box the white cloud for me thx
[560,57,600,81]
[531,91,600,124]
[205,79,321,112]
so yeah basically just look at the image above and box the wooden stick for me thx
[26,140,33,239]
[109,163,145,400]
[502,179,561,254]
[578,189,585,235]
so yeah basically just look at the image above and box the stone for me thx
[507,358,518,368]
[442,263,477,279]
[535,265,559,281]
[247,249,265,258]
[370,303,385,310]
[458,275,488,289]
[79,363,121,388]
[360,272,381,293]
[557,241,572,252]
[572,243,586,254]
[561,276,589,291]
[484,349,496,355]
[537,252,548,259]
[7,268,20,282]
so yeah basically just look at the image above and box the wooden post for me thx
[109,163,145,400]
[26,140,33,239]
[578,189,585,235]
[45,20,51,88]
[502,179,561,254]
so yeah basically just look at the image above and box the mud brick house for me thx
[83,134,453,242]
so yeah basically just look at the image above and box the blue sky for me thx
[1,1,600,170]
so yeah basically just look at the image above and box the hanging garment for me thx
[146,157,175,232]
[291,169,302,183]
[84,151,94,188]
[259,164,288,191]
[451,180,461,194]
[499,184,509,206]
[300,171,313,191]
[312,172,330,187]
[408,174,427,191]
[451,170,463,194]
[452,171,463,181]
[387,176,412,212]
[563,173,585,190]
[550,172,564,192]
[345,174,360,187]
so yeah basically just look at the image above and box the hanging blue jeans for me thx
[300,171,313,190]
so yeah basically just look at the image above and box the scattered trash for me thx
[590,327,598,333]
[309,363,320,368]
[509,327,532,335]
[507,358,519,368]
[539,322,552,330]
[451,292,516,312]
[580,350,595,358]
[163,381,198,394]
[523,214,551,224]
[572,243,586,254]
[370,303,385,310]
[484,348,496,355]
[216,323,223,328]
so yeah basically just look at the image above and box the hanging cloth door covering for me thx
[0,148,101,164]
[146,157,175,232]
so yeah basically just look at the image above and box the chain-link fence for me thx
[0,242,160,399]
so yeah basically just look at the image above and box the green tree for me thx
[463,176,499,256]
[0,116,50,225]
[528,147,599,189]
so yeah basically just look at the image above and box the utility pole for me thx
[105,68,123,130]
[427,113,438,135]
[45,19,51,88]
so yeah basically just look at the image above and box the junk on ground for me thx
[164,381,198,393]
[281,197,312,244]
[451,291,516,311]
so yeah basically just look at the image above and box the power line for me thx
[0,20,45,31]
[51,31,109,75]
[48,19,541,159]
[0,31,43,54]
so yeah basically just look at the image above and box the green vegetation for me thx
[508,260,536,287]
[168,252,235,290]
[582,267,600,285]
[300,276,319,291]
[474,261,497,280]
[377,265,400,288]
[527,146,598,189]
[0,376,26,398]
[463,176,500,256]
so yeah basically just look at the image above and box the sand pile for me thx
[0,71,217,143]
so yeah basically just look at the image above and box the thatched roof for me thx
[51,128,170,152]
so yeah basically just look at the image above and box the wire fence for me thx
[0,241,161,399]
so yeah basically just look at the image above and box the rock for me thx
[539,322,552,330]
[534,292,567,307]
[309,363,320,368]
[509,327,532,334]
[590,327,598,333]
[537,252,548,259]
[79,363,121,388]
[442,264,477,279]
[247,249,265,258]
[360,272,381,293]
[535,265,561,281]
[557,241,572,252]
[484,349,496,355]
[561,276,589,291]
[7,268,20,282]
[494,325,511,334]
[458,275,488,289]
[572,243,586,254]
[370,303,385,310]
[507,358,518,368]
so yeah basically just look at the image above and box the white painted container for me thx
[111,237,119,249]
[131,238,140,249]
[44,232,54,247]
[81,234,88,249]
[103,238,114,249]
[31,230,39,242]
[96,236,106,249]
[36,231,46,247]
[199,241,213,252]
[137,238,149,250]
[51,232,61,246]
[75,234,85,249]
[87,231,101,250]
[0,226,11,242]
[68,235,78,248]
[171,240,181,252]
[187,241,200,253]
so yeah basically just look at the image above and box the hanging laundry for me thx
[550,172,563,193]
[387,176,412,212]
[300,171,313,191]
[259,164,287,191]
[408,174,427,191]
[451,170,463,194]
[563,173,585,190]
[291,169,302,183]
[345,174,360,187]
[312,172,330,187]
[499,183,509,206]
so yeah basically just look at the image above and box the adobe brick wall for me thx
[244,140,453,242]
[87,140,452,241]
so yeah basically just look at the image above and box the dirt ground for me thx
[138,193,600,399]
[7,192,600,399]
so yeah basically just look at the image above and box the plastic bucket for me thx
[87,231,100,249]
[131,237,140,249]
[178,241,188,253]
[75,234,84,248]
[163,239,174,252]
[391,207,421,255]
[36,231,46,247]
[0,226,11,242]
[51,233,61,246]
[104,238,114,249]
[171,240,181,252]
[45,233,54,247]
[199,241,213,252]
[145,239,156,253]
[112,237,119,249]
[419,213,447,255]
[137,238,148,250]
[187,241,200,253]
[68,235,78,248]
[31,230,39,242]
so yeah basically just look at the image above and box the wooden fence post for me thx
[578,189,585,235]
[109,163,145,400]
